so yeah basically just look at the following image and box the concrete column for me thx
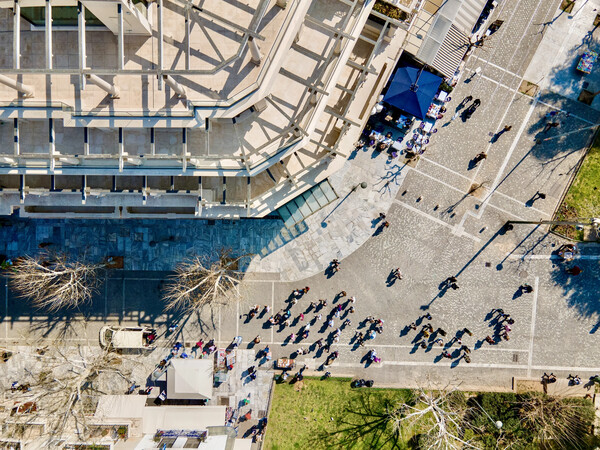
[333,38,342,55]
[0,74,34,98]
[294,23,302,44]
[78,1,86,88]
[48,118,55,171]
[13,0,20,69]
[163,75,187,98]
[117,3,124,70]
[13,118,19,156]
[86,74,119,98]
[182,127,188,172]
[157,0,163,90]
[45,0,52,69]
[184,6,190,70]
[249,37,261,65]
[309,92,318,105]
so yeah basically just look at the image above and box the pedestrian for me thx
[503,125,512,132]
[290,298,298,306]
[283,319,291,327]
[463,328,472,336]
[334,309,341,318]
[319,299,327,307]
[316,313,322,321]
[264,305,271,313]
[316,338,323,348]
[450,283,459,290]
[409,322,417,330]
[328,319,334,328]
[424,313,432,321]
[309,301,316,309]
[300,313,305,321]
[348,296,356,304]
[475,152,487,162]
[435,338,443,346]
[493,308,504,316]
[333,328,341,338]
[339,291,347,298]
[348,306,355,314]
[420,341,427,349]
[303,286,310,294]
[393,268,403,279]
[442,351,452,359]
[464,355,471,363]
[506,317,515,325]
[253,335,261,344]
[521,284,533,293]
[248,366,256,374]
[289,333,296,341]
[436,328,446,337]
[343,318,351,327]
[168,324,179,333]
[382,221,390,229]
[445,276,457,284]
[460,345,470,354]
[379,212,386,220]
[566,266,582,276]
[485,335,495,345]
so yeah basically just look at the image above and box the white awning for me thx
[141,406,226,434]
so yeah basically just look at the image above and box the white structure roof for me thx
[141,406,226,435]
[94,394,146,420]
[167,359,214,400]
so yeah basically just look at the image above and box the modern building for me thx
[0,0,416,218]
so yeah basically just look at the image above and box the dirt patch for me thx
[519,80,539,97]
[516,379,544,394]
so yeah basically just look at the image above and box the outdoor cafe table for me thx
[276,358,295,370]
[426,104,441,118]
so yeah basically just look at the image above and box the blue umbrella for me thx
[383,65,442,120]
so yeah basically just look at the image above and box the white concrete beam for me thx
[45,0,52,69]
[248,37,261,65]
[117,2,124,70]
[86,74,119,98]
[184,5,190,70]
[13,0,20,69]
[163,75,186,98]
[157,0,163,90]
[78,1,86,88]
[0,74,34,97]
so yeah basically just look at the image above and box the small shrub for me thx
[373,0,409,22]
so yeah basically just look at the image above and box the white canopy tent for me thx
[167,359,214,400]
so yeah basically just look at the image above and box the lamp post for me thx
[472,398,503,430]
[352,181,367,192]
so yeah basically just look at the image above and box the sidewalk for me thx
[0,135,404,282]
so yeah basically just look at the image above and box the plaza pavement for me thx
[1,0,600,393]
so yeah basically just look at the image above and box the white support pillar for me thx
[13,118,19,156]
[117,2,124,70]
[13,0,20,69]
[0,74,34,98]
[83,126,89,155]
[333,37,342,55]
[118,127,124,172]
[182,128,187,172]
[86,74,119,98]
[157,0,163,90]
[48,118,55,171]
[78,1,86,88]
[248,37,261,65]
[150,127,155,155]
[163,75,187,98]
[184,5,190,70]
[294,23,302,44]
[45,0,52,69]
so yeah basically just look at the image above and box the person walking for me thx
[521,284,533,293]
[393,268,403,280]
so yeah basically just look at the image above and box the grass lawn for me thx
[263,377,413,450]
[555,133,600,239]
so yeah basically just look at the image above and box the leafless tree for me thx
[390,387,478,450]
[518,392,595,449]
[0,345,133,445]
[328,385,479,449]
[8,253,104,311]
[163,249,250,313]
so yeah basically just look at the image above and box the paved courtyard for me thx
[1,0,600,395]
